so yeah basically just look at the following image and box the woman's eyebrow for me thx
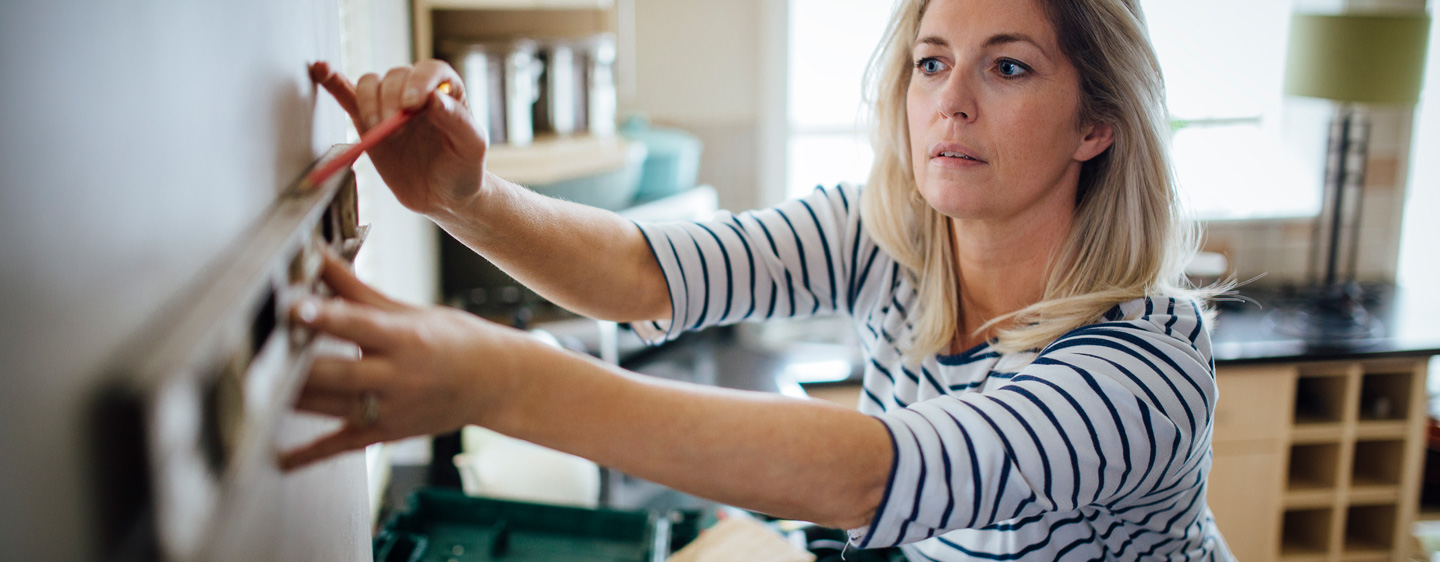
[985,32,1054,61]
[914,32,1048,56]
[915,35,949,49]
[983,32,1041,50]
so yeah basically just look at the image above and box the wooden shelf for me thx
[1353,421,1407,440]
[1285,490,1339,508]
[1287,478,1338,493]
[1346,486,1400,505]
[1338,556,1390,562]
[412,0,619,65]
[1292,423,1346,443]
[486,134,638,185]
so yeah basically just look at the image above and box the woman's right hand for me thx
[310,60,489,217]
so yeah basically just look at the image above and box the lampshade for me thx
[1284,13,1431,104]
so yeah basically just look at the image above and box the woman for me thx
[287,0,1235,558]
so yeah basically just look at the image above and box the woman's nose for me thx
[936,72,977,122]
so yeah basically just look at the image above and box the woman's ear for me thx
[1073,121,1116,162]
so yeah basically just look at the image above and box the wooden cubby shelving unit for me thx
[1209,358,1431,562]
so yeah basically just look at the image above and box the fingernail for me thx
[296,299,320,324]
[366,114,380,128]
[402,88,420,107]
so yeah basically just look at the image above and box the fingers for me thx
[303,356,391,395]
[379,67,411,127]
[317,252,402,311]
[292,297,399,352]
[355,72,382,129]
[279,425,377,471]
[405,59,467,110]
[308,61,330,83]
[332,60,469,139]
[292,386,357,418]
[309,62,362,127]
[427,87,490,152]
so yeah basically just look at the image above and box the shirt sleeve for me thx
[848,300,1217,548]
[631,184,865,344]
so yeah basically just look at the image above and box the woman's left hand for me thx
[279,253,524,471]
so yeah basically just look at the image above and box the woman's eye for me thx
[997,59,1029,77]
[915,57,945,75]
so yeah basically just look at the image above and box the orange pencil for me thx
[301,81,452,191]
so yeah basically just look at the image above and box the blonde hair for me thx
[860,0,1217,358]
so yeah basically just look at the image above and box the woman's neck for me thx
[947,196,1075,353]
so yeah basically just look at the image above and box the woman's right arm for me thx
[435,171,672,323]
[312,60,670,323]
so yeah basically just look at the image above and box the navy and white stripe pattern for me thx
[633,184,1234,561]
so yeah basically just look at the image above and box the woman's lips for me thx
[930,152,987,168]
[929,142,987,167]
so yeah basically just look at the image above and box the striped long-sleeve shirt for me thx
[631,184,1235,561]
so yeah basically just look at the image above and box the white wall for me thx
[622,0,779,211]
[0,2,371,560]
[624,0,760,123]
[342,0,441,308]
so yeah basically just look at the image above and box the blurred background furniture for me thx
[1272,12,1431,343]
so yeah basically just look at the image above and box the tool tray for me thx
[375,488,699,562]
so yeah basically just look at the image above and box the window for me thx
[785,0,890,198]
[1141,0,1332,220]
[785,0,1332,220]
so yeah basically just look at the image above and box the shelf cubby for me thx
[1288,443,1342,492]
[1293,374,1348,426]
[1342,504,1396,554]
[1357,372,1411,422]
[1281,507,1334,557]
[1350,440,1405,489]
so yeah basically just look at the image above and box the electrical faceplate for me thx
[95,145,370,562]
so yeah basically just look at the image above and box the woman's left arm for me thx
[281,253,894,530]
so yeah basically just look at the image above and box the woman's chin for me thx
[916,181,994,220]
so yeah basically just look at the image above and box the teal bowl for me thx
[527,141,647,211]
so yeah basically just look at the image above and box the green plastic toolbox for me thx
[374,488,699,562]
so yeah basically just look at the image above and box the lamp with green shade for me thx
[1271,11,1430,342]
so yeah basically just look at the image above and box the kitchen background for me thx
[355,0,1440,313]
[1,0,1437,560]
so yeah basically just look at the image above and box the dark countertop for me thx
[620,284,1440,394]
[1210,284,1440,365]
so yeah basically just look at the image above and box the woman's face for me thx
[907,0,1112,223]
